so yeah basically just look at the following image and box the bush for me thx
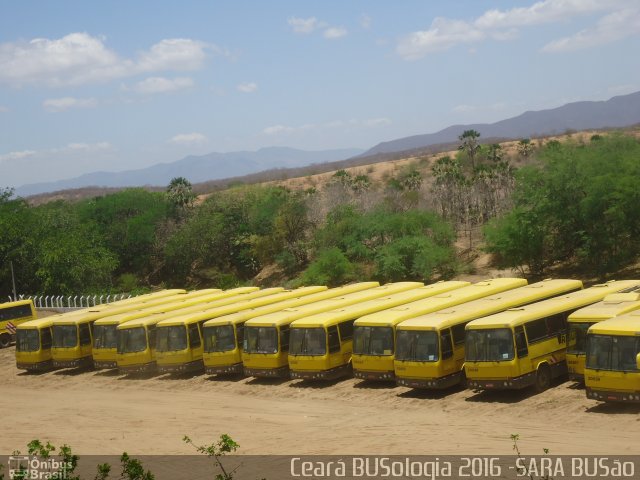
[300,248,354,286]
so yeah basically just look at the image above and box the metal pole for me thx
[9,260,17,301]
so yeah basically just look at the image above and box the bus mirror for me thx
[636,353,640,370]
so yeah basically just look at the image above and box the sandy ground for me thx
[3,346,640,457]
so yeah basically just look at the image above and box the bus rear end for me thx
[1,299,37,348]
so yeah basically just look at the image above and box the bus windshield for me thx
[16,329,39,352]
[586,334,639,372]
[203,325,236,353]
[567,322,591,355]
[93,324,118,349]
[395,330,439,362]
[117,327,147,354]
[244,327,278,354]
[52,325,78,348]
[353,326,394,356]
[289,328,326,356]
[466,328,514,362]
[156,326,188,352]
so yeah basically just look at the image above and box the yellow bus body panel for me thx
[352,278,527,379]
[91,287,271,368]
[15,317,55,371]
[243,282,431,375]
[465,280,640,389]
[114,287,278,372]
[202,283,378,373]
[566,292,640,381]
[1,299,37,342]
[584,315,640,402]
[394,279,583,388]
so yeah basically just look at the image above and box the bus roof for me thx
[587,315,640,335]
[155,286,329,327]
[54,287,260,326]
[397,279,583,331]
[244,282,423,328]
[568,292,640,322]
[117,288,281,329]
[203,282,381,328]
[16,317,56,329]
[353,278,527,327]
[290,282,471,329]
[466,280,640,330]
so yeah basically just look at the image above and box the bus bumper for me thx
[353,369,395,381]
[397,371,463,389]
[119,362,156,374]
[53,356,93,369]
[158,360,203,374]
[290,364,351,381]
[467,372,536,390]
[17,360,54,372]
[94,360,117,369]
[205,363,243,375]
[243,365,289,378]
[586,388,640,403]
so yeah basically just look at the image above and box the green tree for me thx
[458,129,481,169]
[167,176,196,214]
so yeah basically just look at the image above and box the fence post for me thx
[45,295,50,308]
[73,296,78,308]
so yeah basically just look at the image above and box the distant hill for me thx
[362,91,640,156]
[17,146,364,197]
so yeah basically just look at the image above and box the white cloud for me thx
[324,27,348,39]
[0,150,37,163]
[169,132,208,145]
[62,142,112,152]
[288,17,320,34]
[542,8,640,52]
[0,33,220,87]
[396,0,638,60]
[363,117,392,127]
[133,76,194,94]
[237,82,258,93]
[43,96,98,112]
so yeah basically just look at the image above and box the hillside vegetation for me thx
[1,131,639,296]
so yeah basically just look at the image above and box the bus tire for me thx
[535,364,551,392]
[0,333,10,348]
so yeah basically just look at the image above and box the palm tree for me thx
[458,130,481,170]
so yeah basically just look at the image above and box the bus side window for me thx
[451,323,467,346]
[338,320,354,341]
[148,326,156,350]
[280,325,289,350]
[328,326,340,353]
[79,324,91,346]
[189,324,201,348]
[514,326,528,358]
[41,328,52,349]
[236,324,244,349]
[441,329,453,359]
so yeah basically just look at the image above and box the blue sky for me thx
[1,0,639,188]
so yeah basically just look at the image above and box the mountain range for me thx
[17,90,640,197]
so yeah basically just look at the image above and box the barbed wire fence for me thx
[7,294,133,311]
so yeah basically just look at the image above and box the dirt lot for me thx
[2,345,639,456]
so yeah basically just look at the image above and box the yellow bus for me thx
[153,287,326,374]
[584,313,640,403]
[1,299,37,348]
[202,283,383,375]
[287,283,470,380]
[242,283,429,378]
[91,287,279,369]
[351,278,526,381]
[15,317,56,371]
[115,287,272,373]
[394,279,583,389]
[51,288,245,369]
[566,292,640,382]
[464,280,640,392]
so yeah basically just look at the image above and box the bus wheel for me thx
[535,365,551,392]
[0,333,10,348]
